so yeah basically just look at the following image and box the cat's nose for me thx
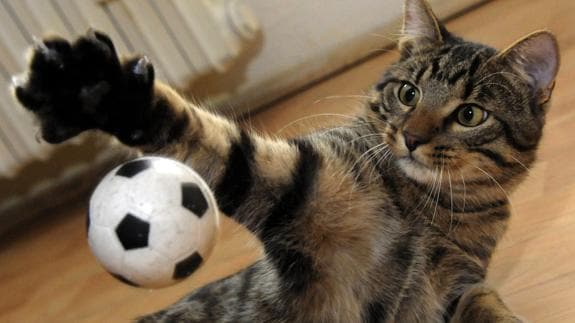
[403,131,426,152]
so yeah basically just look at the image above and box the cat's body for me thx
[12,0,558,322]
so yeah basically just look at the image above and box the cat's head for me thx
[371,0,559,187]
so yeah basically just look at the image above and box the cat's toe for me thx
[39,118,86,144]
[87,29,117,57]
[29,37,71,73]
[14,38,73,112]
[73,29,121,77]
[133,56,153,82]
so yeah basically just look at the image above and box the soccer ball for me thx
[87,156,219,288]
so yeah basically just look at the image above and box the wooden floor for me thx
[1,0,575,321]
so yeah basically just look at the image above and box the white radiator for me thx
[0,0,259,178]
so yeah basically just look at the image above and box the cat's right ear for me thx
[399,0,447,55]
[498,31,560,105]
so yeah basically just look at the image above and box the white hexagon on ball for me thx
[87,156,220,288]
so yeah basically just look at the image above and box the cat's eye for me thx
[398,82,420,107]
[456,105,489,127]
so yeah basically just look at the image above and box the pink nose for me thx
[403,131,426,152]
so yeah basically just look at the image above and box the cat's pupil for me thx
[462,107,474,122]
[405,88,416,102]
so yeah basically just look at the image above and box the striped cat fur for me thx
[13,0,559,321]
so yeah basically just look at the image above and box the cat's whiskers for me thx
[313,95,373,105]
[510,155,530,173]
[471,164,510,199]
[275,113,362,135]
[447,168,455,233]
[459,172,467,214]
[352,143,389,174]
[367,146,393,187]
[365,114,395,131]
[346,144,391,211]
[369,32,398,43]
[430,161,444,225]
[465,161,515,215]
[406,167,439,223]
[447,171,468,235]
[417,165,440,221]
[385,149,394,165]
[389,31,418,56]
[317,123,370,136]
[347,133,385,145]
[336,142,388,193]
[361,143,391,187]
[363,33,399,55]
[353,143,388,196]
[342,143,390,216]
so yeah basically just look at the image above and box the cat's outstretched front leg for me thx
[14,29,316,223]
[14,31,368,321]
[14,28,313,255]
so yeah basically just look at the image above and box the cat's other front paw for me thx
[13,30,155,144]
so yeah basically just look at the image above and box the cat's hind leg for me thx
[137,259,289,323]
[450,284,523,323]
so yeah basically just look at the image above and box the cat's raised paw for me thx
[13,30,155,144]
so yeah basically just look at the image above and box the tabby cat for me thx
[12,0,559,321]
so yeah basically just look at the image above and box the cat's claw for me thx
[127,56,154,86]
[32,36,61,66]
[133,56,149,76]
[10,74,26,88]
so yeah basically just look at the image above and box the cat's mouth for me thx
[400,154,427,167]
[396,154,436,183]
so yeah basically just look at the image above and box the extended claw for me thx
[133,56,150,76]
[129,56,154,86]
[11,74,27,88]
[32,36,49,54]
[32,36,62,67]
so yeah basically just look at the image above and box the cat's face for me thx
[374,41,535,185]
[370,0,558,187]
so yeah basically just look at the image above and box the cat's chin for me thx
[397,157,436,184]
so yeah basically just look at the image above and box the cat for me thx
[12,0,559,322]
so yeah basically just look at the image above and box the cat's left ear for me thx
[498,31,560,105]
[399,0,449,54]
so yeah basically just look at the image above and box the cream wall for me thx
[192,0,485,114]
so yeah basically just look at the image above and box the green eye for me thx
[398,82,420,107]
[456,105,489,127]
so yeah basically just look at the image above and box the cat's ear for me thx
[498,31,559,105]
[399,0,447,54]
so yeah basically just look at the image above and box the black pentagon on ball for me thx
[115,213,150,250]
[181,183,208,217]
[86,209,90,235]
[115,159,152,178]
[110,272,140,287]
[173,252,203,280]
